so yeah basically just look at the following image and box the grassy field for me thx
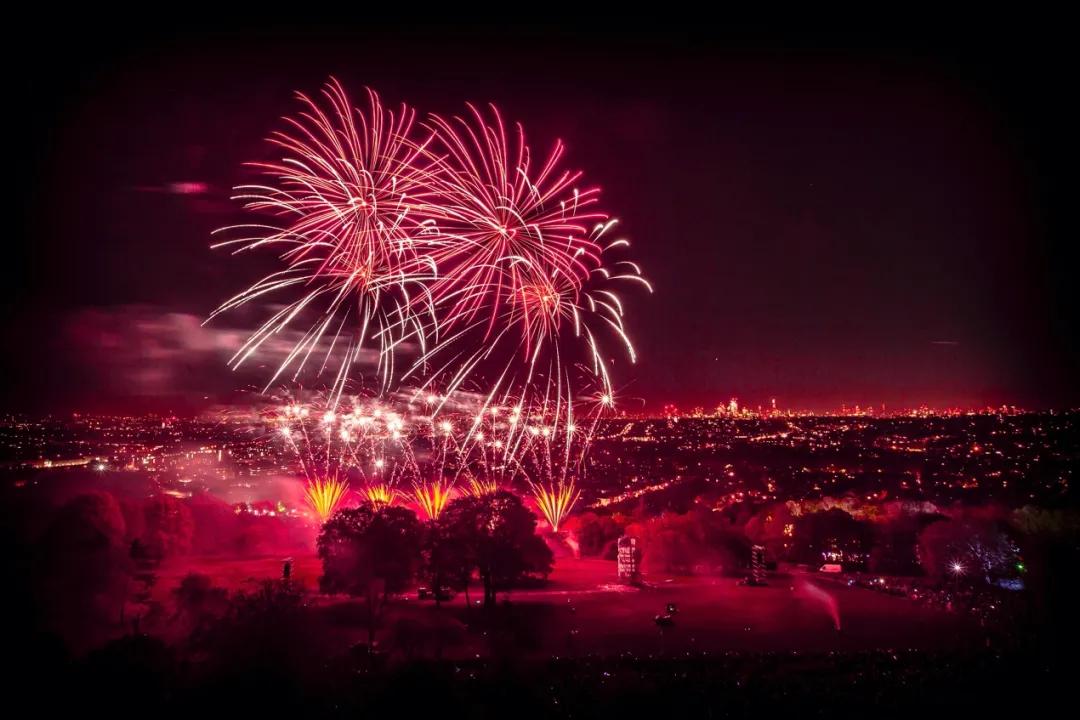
[152,553,980,657]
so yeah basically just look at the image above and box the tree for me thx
[566,512,624,557]
[201,579,321,697]
[1010,506,1080,661]
[317,504,423,644]
[420,520,473,609]
[438,491,553,608]
[171,572,229,637]
[744,502,795,560]
[139,495,194,561]
[791,508,872,567]
[918,516,1020,584]
[36,492,132,650]
[624,508,750,576]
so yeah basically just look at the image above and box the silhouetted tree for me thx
[439,491,553,608]
[1010,506,1080,661]
[172,572,229,637]
[140,495,194,561]
[626,508,750,575]
[421,519,473,609]
[197,578,321,703]
[566,512,625,557]
[791,508,872,566]
[317,504,423,644]
[36,492,132,650]
[744,502,795,560]
[919,516,1020,584]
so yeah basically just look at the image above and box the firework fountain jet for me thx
[304,473,350,522]
[531,481,581,534]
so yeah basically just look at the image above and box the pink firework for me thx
[405,103,651,402]
[212,80,650,408]
[423,104,605,340]
[209,79,444,400]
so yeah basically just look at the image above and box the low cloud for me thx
[62,305,393,406]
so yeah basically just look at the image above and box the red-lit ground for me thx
[152,554,980,657]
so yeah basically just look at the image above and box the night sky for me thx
[7,20,1075,414]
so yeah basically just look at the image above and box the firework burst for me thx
[405,104,651,403]
[220,80,651,539]
[421,104,606,337]
[213,79,649,408]
[210,79,445,401]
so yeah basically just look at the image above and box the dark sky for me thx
[7,19,1076,413]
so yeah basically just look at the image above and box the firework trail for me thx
[450,380,609,530]
[209,79,446,402]
[269,390,478,520]
[268,391,412,517]
[266,377,610,533]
